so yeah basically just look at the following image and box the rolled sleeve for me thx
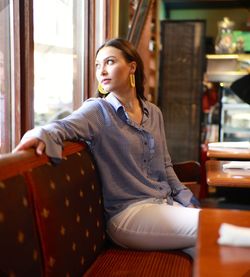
[22,127,63,159]
[173,188,193,207]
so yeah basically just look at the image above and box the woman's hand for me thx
[13,137,45,156]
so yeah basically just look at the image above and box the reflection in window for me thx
[0,1,12,153]
[33,0,84,126]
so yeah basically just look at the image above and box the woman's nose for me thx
[100,64,107,75]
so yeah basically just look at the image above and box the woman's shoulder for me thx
[77,97,116,122]
[144,100,162,114]
[84,97,107,104]
[82,97,111,109]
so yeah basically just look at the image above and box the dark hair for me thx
[96,38,146,100]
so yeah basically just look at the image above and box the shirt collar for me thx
[105,93,123,111]
[105,92,149,118]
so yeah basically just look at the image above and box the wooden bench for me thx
[0,142,200,276]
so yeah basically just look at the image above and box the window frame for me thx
[12,0,21,146]
[18,0,100,135]
[0,0,109,152]
[19,0,34,136]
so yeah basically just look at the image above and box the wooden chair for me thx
[173,161,201,199]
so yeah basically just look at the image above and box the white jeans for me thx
[107,198,200,251]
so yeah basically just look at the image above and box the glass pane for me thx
[33,0,84,126]
[0,1,12,153]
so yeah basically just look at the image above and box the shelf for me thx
[205,71,247,83]
[205,54,250,83]
[222,127,250,134]
[221,103,250,109]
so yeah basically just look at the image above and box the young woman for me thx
[14,38,200,254]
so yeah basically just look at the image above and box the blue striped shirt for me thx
[23,93,193,219]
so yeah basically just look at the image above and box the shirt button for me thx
[144,160,146,163]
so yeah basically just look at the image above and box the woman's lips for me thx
[101,79,111,85]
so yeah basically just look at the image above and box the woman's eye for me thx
[107,59,114,65]
[95,63,100,69]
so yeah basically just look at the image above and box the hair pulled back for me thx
[96,38,146,100]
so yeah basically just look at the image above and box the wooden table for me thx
[194,208,250,277]
[207,146,250,160]
[206,160,250,188]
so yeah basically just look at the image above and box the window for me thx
[33,0,84,126]
[0,0,107,154]
[0,1,13,153]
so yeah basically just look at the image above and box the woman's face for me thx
[95,46,135,94]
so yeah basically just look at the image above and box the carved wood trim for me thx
[127,0,153,47]
[0,142,86,180]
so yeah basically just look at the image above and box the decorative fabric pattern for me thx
[29,148,106,276]
[0,142,195,276]
[84,248,193,277]
[0,175,43,276]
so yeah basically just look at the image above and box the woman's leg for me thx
[107,198,200,251]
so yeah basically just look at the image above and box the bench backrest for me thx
[0,142,106,276]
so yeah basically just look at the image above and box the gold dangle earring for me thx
[98,83,108,95]
[130,74,136,88]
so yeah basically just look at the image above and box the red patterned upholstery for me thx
[0,142,194,277]
[0,175,43,276]
[28,148,106,276]
[84,248,192,277]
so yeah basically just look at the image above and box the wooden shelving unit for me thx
[136,0,160,103]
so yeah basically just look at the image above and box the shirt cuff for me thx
[190,195,200,208]
[22,127,63,160]
[173,188,193,207]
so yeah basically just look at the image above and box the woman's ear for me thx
[129,61,137,74]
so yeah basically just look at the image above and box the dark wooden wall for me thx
[158,20,206,163]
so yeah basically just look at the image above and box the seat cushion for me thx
[84,248,193,277]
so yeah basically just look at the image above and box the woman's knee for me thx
[107,203,200,250]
